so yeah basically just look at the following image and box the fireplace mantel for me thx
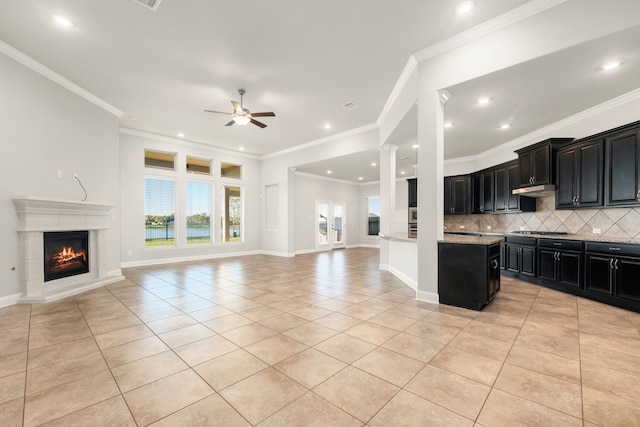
[13,196,123,303]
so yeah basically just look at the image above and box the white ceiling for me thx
[1,1,639,183]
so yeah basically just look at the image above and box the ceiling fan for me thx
[204,89,275,128]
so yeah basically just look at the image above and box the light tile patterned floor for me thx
[1,248,640,426]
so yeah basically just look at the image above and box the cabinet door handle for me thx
[637,191,640,201]
[555,252,560,261]
[610,258,614,269]
[615,259,619,270]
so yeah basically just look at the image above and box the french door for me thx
[316,200,346,250]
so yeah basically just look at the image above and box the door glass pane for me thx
[318,203,329,246]
[333,205,343,244]
[186,181,211,244]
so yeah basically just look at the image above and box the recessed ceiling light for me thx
[326,170,332,174]
[412,144,419,149]
[500,123,511,129]
[456,1,475,15]
[52,14,73,27]
[371,162,377,167]
[477,97,491,105]
[401,171,406,175]
[358,177,363,181]
[324,123,331,129]
[601,61,621,71]
[239,146,245,151]
[178,133,184,138]
[444,122,453,128]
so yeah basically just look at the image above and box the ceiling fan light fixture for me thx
[232,115,250,126]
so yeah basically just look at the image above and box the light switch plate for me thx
[593,228,602,234]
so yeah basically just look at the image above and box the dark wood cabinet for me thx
[494,161,535,213]
[585,242,640,303]
[407,178,417,208]
[516,138,573,187]
[505,236,536,277]
[555,139,604,209]
[471,169,494,214]
[444,175,470,215]
[438,241,501,311]
[537,239,583,288]
[605,127,640,206]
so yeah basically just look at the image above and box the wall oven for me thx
[408,207,417,238]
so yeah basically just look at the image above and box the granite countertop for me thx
[378,233,417,243]
[444,230,640,245]
[439,234,503,245]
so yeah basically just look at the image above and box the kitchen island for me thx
[438,235,503,311]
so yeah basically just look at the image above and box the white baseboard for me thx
[18,275,125,304]
[0,293,22,308]
[388,265,417,291]
[358,243,380,249]
[416,290,440,304]
[294,248,319,255]
[261,250,295,257]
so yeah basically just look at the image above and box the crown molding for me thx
[376,56,418,127]
[293,170,361,186]
[120,128,260,160]
[0,40,123,117]
[414,0,569,62]
[262,123,379,160]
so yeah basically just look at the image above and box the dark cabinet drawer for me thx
[538,239,583,252]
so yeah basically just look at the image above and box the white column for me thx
[416,84,445,303]
[379,144,399,268]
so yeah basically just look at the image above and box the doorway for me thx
[316,200,346,250]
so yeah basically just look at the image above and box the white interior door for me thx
[316,200,346,250]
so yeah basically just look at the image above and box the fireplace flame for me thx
[54,247,87,266]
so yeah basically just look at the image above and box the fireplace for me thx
[44,231,89,282]
[13,197,124,303]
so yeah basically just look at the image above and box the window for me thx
[144,150,175,170]
[145,177,175,246]
[221,185,242,242]
[186,181,211,244]
[367,196,380,236]
[186,156,211,175]
[221,162,242,179]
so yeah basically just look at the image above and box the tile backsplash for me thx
[444,195,640,240]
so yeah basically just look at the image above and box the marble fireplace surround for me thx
[13,197,123,303]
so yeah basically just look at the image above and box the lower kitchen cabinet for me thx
[505,236,536,277]
[537,239,583,288]
[584,242,640,308]
[438,241,501,311]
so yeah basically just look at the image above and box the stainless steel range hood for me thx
[512,184,556,197]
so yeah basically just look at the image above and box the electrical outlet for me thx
[56,170,63,178]
[459,225,465,229]
[127,250,133,256]
[520,226,525,231]
[486,226,492,230]
[593,228,602,234]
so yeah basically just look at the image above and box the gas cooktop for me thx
[510,230,568,236]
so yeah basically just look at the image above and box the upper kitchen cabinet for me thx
[556,138,604,209]
[471,168,494,214]
[407,178,417,207]
[516,138,573,187]
[494,161,536,213]
[605,125,640,207]
[444,175,471,215]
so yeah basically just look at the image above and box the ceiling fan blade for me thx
[231,101,242,114]
[250,112,276,117]
[225,120,235,126]
[204,109,232,115]
[250,119,267,128]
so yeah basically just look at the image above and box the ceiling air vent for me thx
[342,102,359,111]
[134,0,162,11]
